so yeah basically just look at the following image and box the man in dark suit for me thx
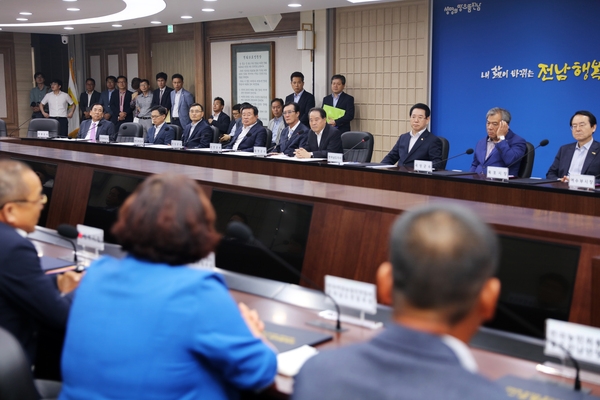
[381,103,442,167]
[146,106,175,145]
[208,97,231,136]
[284,71,315,127]
[0,160,80,367]
[77,103,117,141]
[113,75,134,131]
[220,104,242,146]
[182,103,213,149]
[322,74,355,133]
[79,78,101,121]
[99,75,117,123]
[170,73,194,129]
[547,110,600,181]
[292,204,507,400]
[151,72,173,114]
[470,107,527,176]
[276,102,308,156]
[225,105,267,151]
[294,107,343,159]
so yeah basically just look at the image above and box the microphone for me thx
[433,148,474,168]
[225,221,344,332]
[505,139,550,171]
[43,224,79,266]
[4,117,33,138]
[342,136,370,160]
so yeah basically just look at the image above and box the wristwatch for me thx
[498,135,506,141]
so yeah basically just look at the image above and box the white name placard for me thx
[210,143,222,153]
[413,160,433,174]
[254,146,267,157]
[171,140,183,150]
[76,224,105,251]
[327,152,344,164]
[568,174,595,190]
[486,166,509,181]
[37,130,49,139]
[99,135,110,144]
[325,275,377,315]
[133,137,145,146]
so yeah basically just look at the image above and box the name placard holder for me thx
[37,130,49,139]
[210,143,222,153]
[99,135,110,144]
[254,146,267,157]
[171,140,183,150]
[327,153,344,165]
[133,137,145,147]
[76,224,105,261]
[568,174,595,191]
[486,166,509,182]
[413,160,433,174]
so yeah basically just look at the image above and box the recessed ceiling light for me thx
[64,26,74,30]
[112,24,122,27]
[347,0,379,3]
[67,8,80,11]
[150,20,161,24]
[181,15,192,19]
[288,3,302,7]
[204,0,217,2]
[62,0,78,2]
[19,12,32,16]
[202,8,214,12]
[16,18,28,21]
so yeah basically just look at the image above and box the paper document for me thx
[323,104,346,121]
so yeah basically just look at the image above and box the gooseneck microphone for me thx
[505,139,550,171]
[225,221,344,332]
[4,117,33,138]
[433,148,474,168]
[342,136,370,160]
[50,224,79,264]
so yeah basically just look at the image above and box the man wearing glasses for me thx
[145,106,175,145]
[0,160,80,370]
[546,110,600,182]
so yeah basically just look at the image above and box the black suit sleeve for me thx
[381,137,401,165]
[546,148,563,180]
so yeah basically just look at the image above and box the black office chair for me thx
[0,119,7,137]
[210,126,220,143]
[168,124,182,141]
[0,327,62,400]
[518,141,535,178]
[116,122,144,143]
[437,136,450,170]
[341,131,374,162]
[27,119,60,138]
[265,128,272,150]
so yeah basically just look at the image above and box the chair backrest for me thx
[117,122,143,143]
[27,119,60,138]
[437,136,450,170]
[168,124,182,141]
[0,119,7,137]
[265,128,273,150]
[518,141,535,178]
[0,327,40,400]
[341,131,374,162]
[211,126,220,143]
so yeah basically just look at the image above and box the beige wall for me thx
[14,33,32,137]
[336,0,430,162]
[151,40,196,97]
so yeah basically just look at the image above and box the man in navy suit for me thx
[151,72,173,113]
[225,105,267,151]
[170,73,194,129]
[285,71,315,127]
[0,160,80,366]
[470,107,526,176]
[208,97,231,136]
[111,75,134,131]
[295,107,343,159]
[292,204,507,400]
[322,74,355,133]
[276,102,308,156]
[146,106,175,145]
[547,110,600,181]
[381,103,442,167]
[77,103,117,141]
[79,78,101,121]
[182,103,214,149]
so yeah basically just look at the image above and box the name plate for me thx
[76,224,105,251]
[210,143,222,153]
[37,130,49,139]
[254,146,267,157]
[171,140,183,150]
[486,166,509,181]
[568,174,595,190]
[413,160,433,174]
[99,135,110,144]
[327,152,344,164]
[325,275,377,315]
[133,137,145,146]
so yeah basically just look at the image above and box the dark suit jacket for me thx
[469,129,527,176]
[99,89,117,120]
[79,90,101,120]
[151,86,173,112]
[381,129,442,167]
[182,119,213,149]
[77,119,117,142]
[225,123,267,151]
[112,90,134,130]
[210,112,231,135]
[277,122,309,156]
[546,140,600,180]
[0,222,72,363]
[304,124,343,158]
[285,91,315,127]
[170,89,195,127]
[146,124,175,145]
[322,92,355,133]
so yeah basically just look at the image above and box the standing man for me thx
[30,72,50,119]
[181,103,213,149]
[79,78,101,121]
[77,103,116,142]
[99,76,117,122]
[151,72,173,114]
[40,79,74,137]
[170,73,194,129]
[276,102,309,156]
[208,97,231,136]
[135,79,153,138]
[268,98,285,149]
[225,105,267,151]
[114,76,133,131]
[146,106,175,145]
[322,74,355,133]
[470,107,527,176]
[380,103,442,167]
[547,110,600,181]
[292,204,507,400]
[285,72,315,127]
[295,107,343,159]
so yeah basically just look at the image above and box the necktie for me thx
[120,92,125,112]
[160,89,164,103]
[90,122,97,142]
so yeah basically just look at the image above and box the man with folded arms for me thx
[546,110,600,182]
[293,203,508,400]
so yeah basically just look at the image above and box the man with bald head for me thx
[292,203,508,400]
[0,160,80,368]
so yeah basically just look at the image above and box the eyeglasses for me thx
[0,194,47,209]
[571,123,589,130]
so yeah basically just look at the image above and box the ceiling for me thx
[0,0,399,35]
